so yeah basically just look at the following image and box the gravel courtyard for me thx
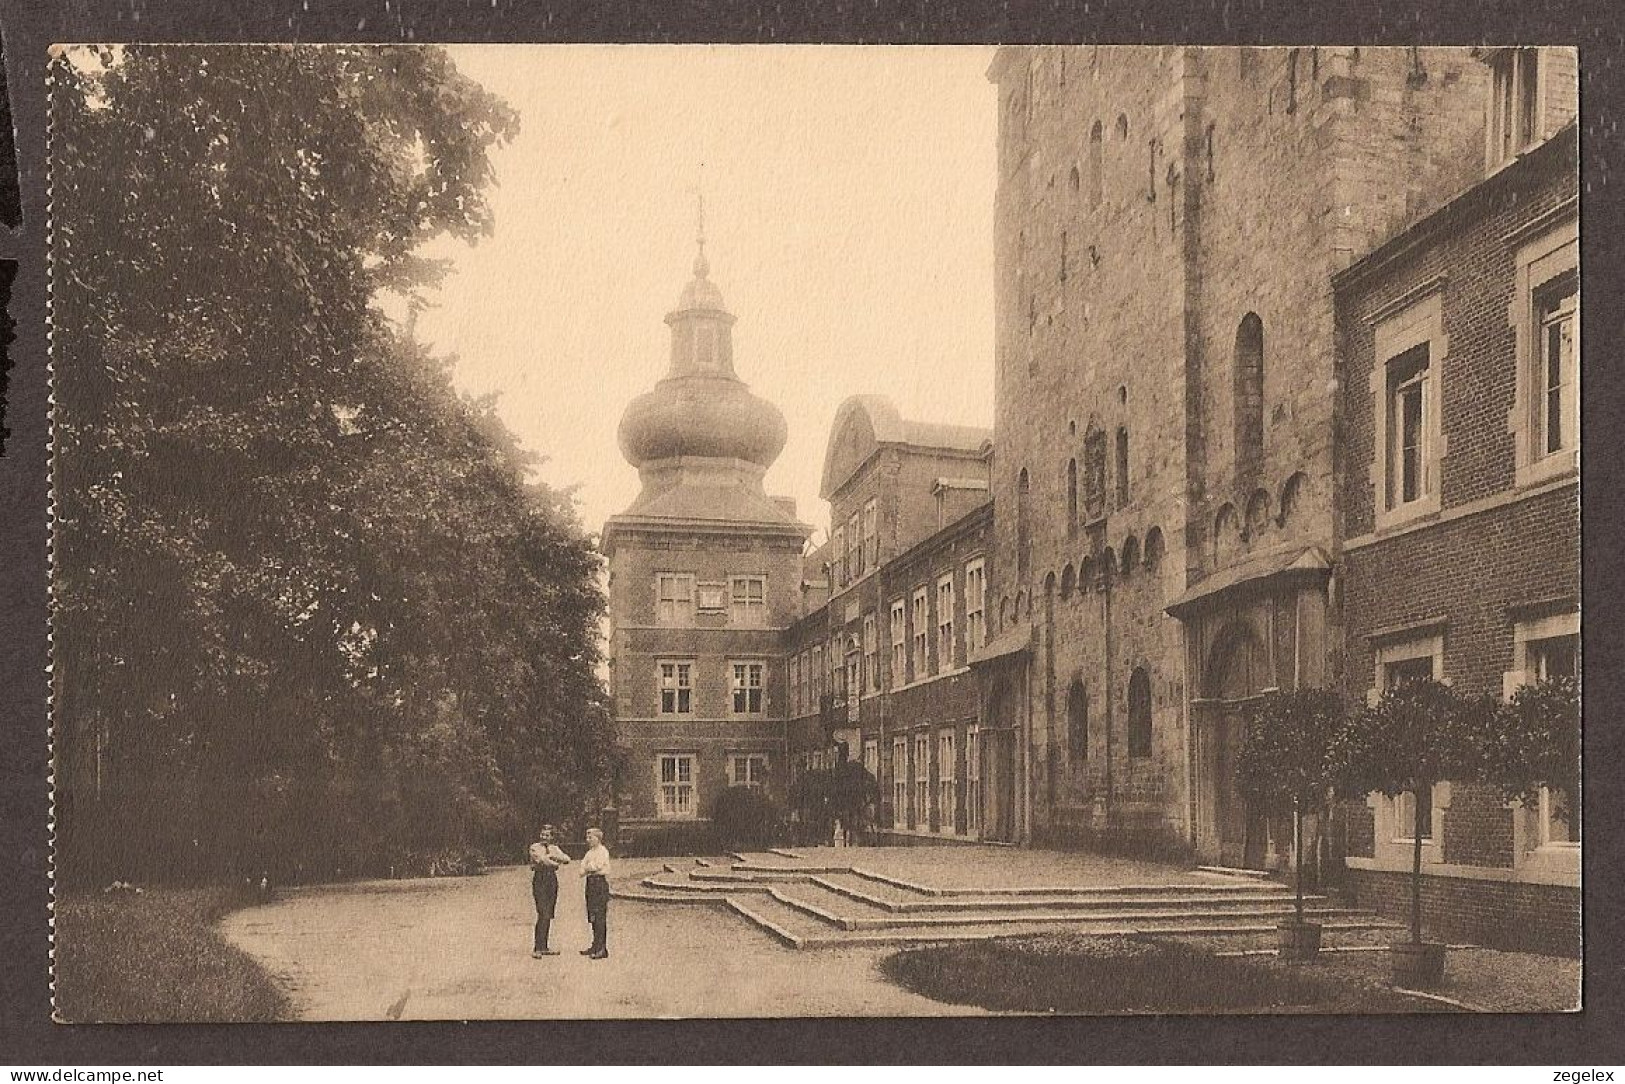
[218,860,983,1020]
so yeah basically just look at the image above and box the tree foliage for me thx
[1236,687,1346,815]
[51,44,612,885]
[1484,676,1580,819]
[1329,679,1492,800]
[791,761,879,839]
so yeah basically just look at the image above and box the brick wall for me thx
[1348,868,1580,957]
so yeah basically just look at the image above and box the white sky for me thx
[417,46,998,544]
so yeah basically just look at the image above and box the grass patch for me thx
[54,883,291,1022]
[879,933,1451,1015]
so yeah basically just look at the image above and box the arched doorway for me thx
[1202,624,1272,868]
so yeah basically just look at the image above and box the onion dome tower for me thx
[611,224,799,528]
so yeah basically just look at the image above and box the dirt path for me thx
[218,864,981,1020]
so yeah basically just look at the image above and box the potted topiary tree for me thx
[1330,678,1491,987]
[1236,686,1346,960]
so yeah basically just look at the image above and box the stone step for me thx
[807,874,1324,914]
[791,918,1403,950]
[835,905,1382,932]
[821,869,1291,903]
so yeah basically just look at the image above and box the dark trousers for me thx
[532,868,559,951]
[585,873,609,953]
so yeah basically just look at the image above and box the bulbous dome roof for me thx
[618,373,788,469]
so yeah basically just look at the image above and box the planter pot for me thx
[1390,940,1447,987]
[1276,921,1322,960]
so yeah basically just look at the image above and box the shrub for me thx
[617,822,722,858]
[709,786,784,850]
[880,934,1333,1014]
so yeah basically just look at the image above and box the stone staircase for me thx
[613,854,1404,950]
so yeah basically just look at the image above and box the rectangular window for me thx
[937,730,956,834]
[848,512,863,577]
[1396,787,1434,842]
[936,575,955,672]
[1384,655,1435,689]
[892,738,908,829]
[966,726,982,834]
[863,499,879,567]
[1386,344,1433,509]
[965,559,986,651]
[832,526,845,586]
[728,754,768,790]
[863,614,879,693]
[890,598,907,688]
[658,754,695,819]
[1490,47,1543,169]
[658,661,693,715]
[731,661,765,715]
[790,653,803,716]
[656,573,695,626]
[863,739,879,781]
[911,588,929,681]
[1538,274,1578,458]
[729,575,766,627]
[914,734,931,830]
[811,645,823,704]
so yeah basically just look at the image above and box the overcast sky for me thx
[417,46,998,544]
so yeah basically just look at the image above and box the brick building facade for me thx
[1332,51,1579,953]
[784,397,998,843]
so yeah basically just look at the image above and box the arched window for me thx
[1067,680,1088,763]
[1079,556,1095,593]
[1066,458,1079,533]
[1127,668,1152,758]
[1115,426,1130,508]
[1017,467,1032,575]
[1069,164,1080,193]
[1060,563,1076,600]
[1278,471,1307,527]
[1213,503,1240,567]
[1121,534,1140,575]
[1088,120,1104,209]
[1234,313,1264,483]
[1116,113,1129,140]
[1245,489,1272,539]
[1143,526,1165,572]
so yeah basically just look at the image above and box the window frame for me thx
[655,572,696,626]
[657,753,697,819]
[729,574,767,628]
[891,737,908,829]
[1370,290,1446,531]
[1510,219,1579,488]
[911,588,929,682]
[862,613,879,693]
[936,573,956,673]
[658,659,694,716]
[727,753,769,790]
[729,659,766,717]
[890,598,908,689]
[1372,634,1448,847]
[937,729,957,835]
[863,499,880,567]
[965,558,987,651]
[913,733,930,831]
[965,725,982,834]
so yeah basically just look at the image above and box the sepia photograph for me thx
[46,42,1581,1023]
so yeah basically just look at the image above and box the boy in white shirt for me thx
[579,827,611,959]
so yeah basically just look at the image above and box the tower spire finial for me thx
[693,165,710,279]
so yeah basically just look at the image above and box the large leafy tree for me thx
[1484,675,1580,834]
[52,44,612,884]
[1236,686,1346,928]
